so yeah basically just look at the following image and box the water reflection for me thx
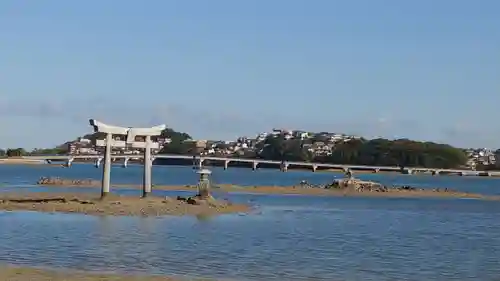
[196,214,215,222]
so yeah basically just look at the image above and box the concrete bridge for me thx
[21,154,500,177]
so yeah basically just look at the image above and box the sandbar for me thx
[34,177,500,201]
[0,192,249,217]
[196,184,500,200]
[0,157,45,165]
[0,266,213,281]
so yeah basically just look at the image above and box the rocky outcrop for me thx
[326,178,389,192]
[37,177,100,186]
[299,179,429,193]
[176,195,229,207]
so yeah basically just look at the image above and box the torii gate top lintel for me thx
[89,119,166,137]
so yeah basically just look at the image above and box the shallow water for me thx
[1,163,500,195]
[1,164,500,280]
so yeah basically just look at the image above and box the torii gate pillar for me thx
[89,119,165,198]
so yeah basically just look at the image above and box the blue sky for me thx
[1,0,499,149]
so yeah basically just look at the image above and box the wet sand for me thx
[34,178,500,201]
[211,185,500,200]
[0,266,213,281]
[0,158,45,165]
[0,192,249,217]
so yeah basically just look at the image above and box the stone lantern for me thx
[196,168,212,199]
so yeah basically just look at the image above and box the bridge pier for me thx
[402,168,413,175]
[122,157,129,168]
[65,157,74,167]
[312,164,318,172]
[431,170,441,176]
[252,161,258,171]
[195,158,204,169]
[94,157,103,168]
[192,157,204,169]
[224,160,230,170]
[280,162,289,172]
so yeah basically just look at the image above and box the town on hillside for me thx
[64,128,359,157]
[60,128,500,170]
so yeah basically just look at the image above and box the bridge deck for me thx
[21,155,500,175]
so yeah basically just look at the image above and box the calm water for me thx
[1,163,500,195]
[1,164,500,281]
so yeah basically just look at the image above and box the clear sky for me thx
[1,0,499,149]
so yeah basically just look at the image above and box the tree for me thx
[258,135,313,162]
[6,148,27,157]
[160,128,191,142]
[0,149,5,157]
[261,137,468,169]
[30,147,67,155]
[158,128,193,155]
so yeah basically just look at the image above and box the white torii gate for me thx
[89,119,166,198]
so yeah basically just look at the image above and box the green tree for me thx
[30,147,66,155]
[262,137,468,169]
[6,148,27,157]
[158,128,193,154]
[258,135,313,162]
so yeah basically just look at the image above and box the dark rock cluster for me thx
[175,195,225,207]
[298,179,431,193]
[37,177,100,186]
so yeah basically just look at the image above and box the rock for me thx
[176,196,204,205]
[37,177,99,186]
[176,195,220,206]
[392,185,417,191]
[186,197,200,205]
[176,196,187,201]
[316,179,389,192]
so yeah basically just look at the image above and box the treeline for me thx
[157,129,469,169]
[257,137,468,169]
[0,148,66,157]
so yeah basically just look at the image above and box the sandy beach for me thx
[0,157,45,165]
[0,192,249,217]
[0,266,213,281]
